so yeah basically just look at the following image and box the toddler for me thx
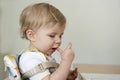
[19,2,77,80]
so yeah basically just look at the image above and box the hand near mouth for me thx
[57,42,75,64]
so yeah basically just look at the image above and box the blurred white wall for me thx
[0,0,120,67]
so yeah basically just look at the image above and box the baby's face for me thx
[33,23,65,56]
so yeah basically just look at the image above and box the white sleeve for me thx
[19,52,50,80]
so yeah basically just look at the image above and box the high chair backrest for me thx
[4,55,59,80]
[4,55,22,80]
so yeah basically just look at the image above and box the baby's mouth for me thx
[52,48,57,52]
[52,46,60,52]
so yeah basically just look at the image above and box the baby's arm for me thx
[43,43,74,80]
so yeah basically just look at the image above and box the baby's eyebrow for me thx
[48,30,64,35]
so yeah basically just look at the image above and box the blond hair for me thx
[19,2,66,39]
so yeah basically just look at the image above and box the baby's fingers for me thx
[57,47,64,54]
[57,43,72,54]
[65,43,72,50]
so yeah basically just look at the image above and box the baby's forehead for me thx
[42,22,65,28]
[38,23,65,33]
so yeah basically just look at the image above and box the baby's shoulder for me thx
[19,51,47,72]
[20,51,46,62]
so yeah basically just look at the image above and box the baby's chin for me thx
[46,48,57,56]
[46,52,54,56]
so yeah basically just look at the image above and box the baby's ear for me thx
[26,29,36,41]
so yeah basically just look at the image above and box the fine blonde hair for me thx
[19,2,66,39]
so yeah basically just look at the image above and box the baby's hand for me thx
[57,43,74,63]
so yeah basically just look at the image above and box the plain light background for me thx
[0,0,120,79]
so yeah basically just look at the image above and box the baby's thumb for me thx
[57,43,72,54]
[57,47,63,54]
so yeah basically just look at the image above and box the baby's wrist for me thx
[62,58,73,63]
[61,59,72,66]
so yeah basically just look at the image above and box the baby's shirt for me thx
[19,51,56,80]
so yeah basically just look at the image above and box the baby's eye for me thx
[60,34,64,38]
[59,35,62,38]
[49,35,55,38]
